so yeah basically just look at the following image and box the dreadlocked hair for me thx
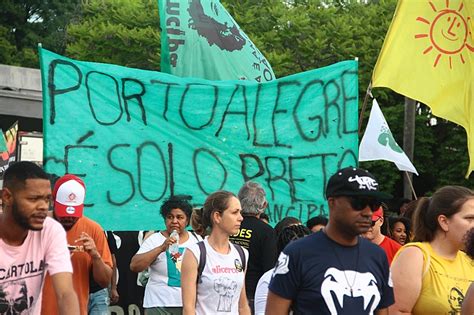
[277,224,311,253]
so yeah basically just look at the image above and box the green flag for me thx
[158,0,275,82]
[39,47,358,231]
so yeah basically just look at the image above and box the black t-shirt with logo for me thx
[229,216,277,299]
[269,232,394,314]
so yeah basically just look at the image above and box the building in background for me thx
[0,64,44,184]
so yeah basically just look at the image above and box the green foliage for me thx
[66,0,161,70]
[0,0,81,67]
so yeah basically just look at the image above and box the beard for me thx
[53,214,78,231]
[11,201,41,231]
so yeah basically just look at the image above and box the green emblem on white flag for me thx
[377,125,403,154]
[359,99,418,175]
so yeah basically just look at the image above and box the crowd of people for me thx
[1,161,473,314]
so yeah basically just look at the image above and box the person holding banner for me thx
[130,196,202,315]
[181,191,251,315]
[390,186,474,315]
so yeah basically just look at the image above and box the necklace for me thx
[330,239,360,296]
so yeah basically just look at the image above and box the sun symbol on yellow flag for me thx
[415,1,474,68]
[372,0,474,177]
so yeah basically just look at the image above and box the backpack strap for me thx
[196,241,206,284]
[190,230,202,242]
[232,243,246,272]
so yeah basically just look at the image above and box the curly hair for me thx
[277,224,311,253]
[160,195,193,223]
[464,228,474,259]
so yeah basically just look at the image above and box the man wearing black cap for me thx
[266,167,394,315]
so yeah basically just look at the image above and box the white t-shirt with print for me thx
[0,217,73,315]
[137,231,201,307]
[187,238,249,315]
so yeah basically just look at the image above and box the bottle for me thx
[169,230,180,255]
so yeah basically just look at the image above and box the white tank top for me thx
[187,238,249,315]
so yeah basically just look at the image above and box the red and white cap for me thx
[372,207,384,221]
[53,174,86,218]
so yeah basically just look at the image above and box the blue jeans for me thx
[88,288,110,315]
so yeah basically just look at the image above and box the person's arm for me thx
[376,308,389,315]
[130,234,176,272]
[388,246,424,315]
[110,253,119,304]
[254,273,271,315]
[238,282,251,315]
[181,250,198,315]
[51,272,80,315]
[265,290,291,315]
[77,231,113,288]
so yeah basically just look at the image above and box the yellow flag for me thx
[372,0,474,176]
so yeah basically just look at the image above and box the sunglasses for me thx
[371,218,380,227]
[347,196,381,211]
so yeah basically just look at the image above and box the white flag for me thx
[359,99,418,175]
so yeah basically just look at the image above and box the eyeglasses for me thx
[371,219,379,227]
[347,196,381,211]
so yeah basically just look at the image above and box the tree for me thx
[0,0,81,67]
[66,0,161,70]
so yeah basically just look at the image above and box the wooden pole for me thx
[358,81,372,135]
[404,171,418,200]
[403,97,416,199]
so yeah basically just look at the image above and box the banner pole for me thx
[404,171,418,200]
[358,81,372,135]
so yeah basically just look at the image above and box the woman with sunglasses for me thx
[362,207,401,265]
[181,191,251,315]
[390,186,474,315]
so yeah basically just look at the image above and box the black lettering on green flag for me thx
[158,0,276,82]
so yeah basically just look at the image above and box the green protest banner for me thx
[39,48,358,231]
[158,0,275,82]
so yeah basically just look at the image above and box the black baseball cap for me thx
[325,167,392,200]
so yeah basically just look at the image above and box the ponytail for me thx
[413,197,432,242]
[191,208,207,237]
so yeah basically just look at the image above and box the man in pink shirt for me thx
[363,207,401,265]
[0,161,79,314]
